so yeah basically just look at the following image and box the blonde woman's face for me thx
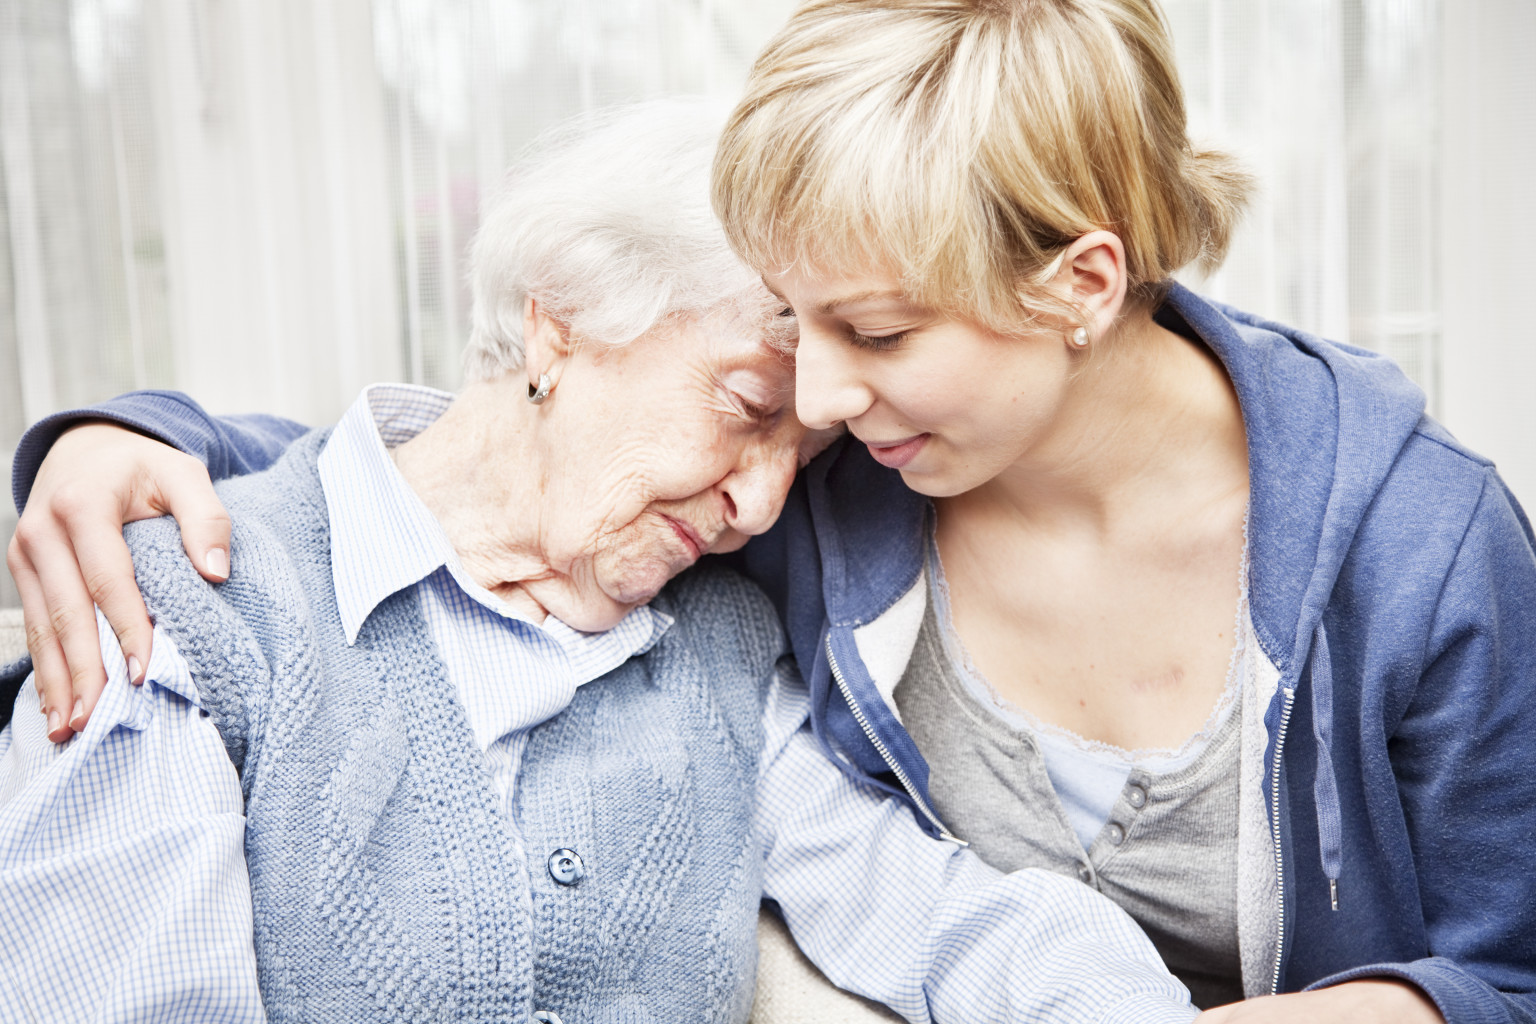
[765,265,1079,498]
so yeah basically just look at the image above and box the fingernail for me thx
[128,655,144,685]
[206,547,229,579]
[47,708,63,737]
[69,699,85,729]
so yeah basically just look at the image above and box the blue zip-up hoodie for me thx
[7,284,1536,1022]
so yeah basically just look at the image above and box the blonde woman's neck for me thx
[948,312,1250,543]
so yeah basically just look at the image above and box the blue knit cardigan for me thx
[125,430,777,1023]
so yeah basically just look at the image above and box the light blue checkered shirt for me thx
[0,385,1196,1023]
[319,385,672,805]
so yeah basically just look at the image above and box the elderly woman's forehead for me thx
[698,331,795,390]
[693,300,795,355]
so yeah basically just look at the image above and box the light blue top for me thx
[0,385,1197,1023]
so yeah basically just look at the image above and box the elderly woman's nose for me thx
[793,328,870,431]
[721,441,798,536]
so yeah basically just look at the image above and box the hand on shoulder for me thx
[7,421,229,742]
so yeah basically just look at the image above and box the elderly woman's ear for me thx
[522,296,572,404]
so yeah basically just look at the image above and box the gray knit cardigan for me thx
[124,430,778,1023]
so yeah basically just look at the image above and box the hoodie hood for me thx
[1181,286,1426,680]
[1171,284,1427,902]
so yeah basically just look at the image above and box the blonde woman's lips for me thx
[866,434,929,469]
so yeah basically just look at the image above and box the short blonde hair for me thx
[713,0,1254,330]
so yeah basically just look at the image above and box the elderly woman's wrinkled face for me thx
[528,303,822,631]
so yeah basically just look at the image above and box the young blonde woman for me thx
[8,1,1535,1021]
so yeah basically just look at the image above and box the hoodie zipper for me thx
[826,634,966,846]
[1268,685,1297,995]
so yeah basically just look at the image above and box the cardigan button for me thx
[533,1012,565,1024]
[1125,784,1147,809]
[1105,823,1126,846]
[547,848,585,886]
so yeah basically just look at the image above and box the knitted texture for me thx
[122,429,774,1023]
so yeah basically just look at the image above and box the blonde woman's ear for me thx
[1052,230,1130,335]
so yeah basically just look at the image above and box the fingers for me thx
[68,509,154,697]
[7,520,107,743]
[149,457,231,583]
[9,535,69,736]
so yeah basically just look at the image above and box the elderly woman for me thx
[0,102,1197,1022]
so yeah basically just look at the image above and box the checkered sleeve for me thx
[756,663,1197,1024]
[0,613,265,1023]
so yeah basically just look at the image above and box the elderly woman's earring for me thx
[1070,327,1090,348]
[527,373,553,405]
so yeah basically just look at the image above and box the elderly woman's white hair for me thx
[463,98,776,382]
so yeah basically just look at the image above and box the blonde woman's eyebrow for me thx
[816,289,907,315]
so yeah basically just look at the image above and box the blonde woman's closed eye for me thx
[848,329,907,352]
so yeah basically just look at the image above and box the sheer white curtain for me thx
[0,0,795,607]
[2,0,1532,610]
[1167,0,1440,400]
[1438,0,1536,511]
[1167,0,1536,505]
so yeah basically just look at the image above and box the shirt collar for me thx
[317,383,673,653]
[319,384,459,644]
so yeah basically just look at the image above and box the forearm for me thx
[755,671,1195,1024]
[11,389,308,513]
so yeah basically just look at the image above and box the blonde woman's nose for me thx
[793,329,872,431]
